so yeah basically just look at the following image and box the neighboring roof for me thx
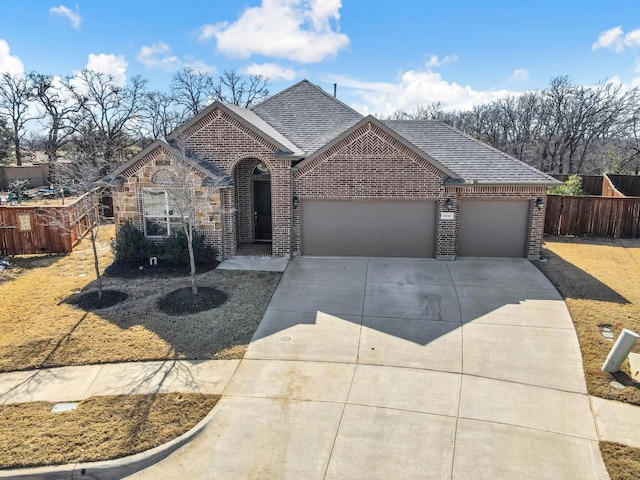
[383,120,560,185]
[252,80,363,156]
[102,139,233,188]
[295,115,460,180]
[167,101,304,157]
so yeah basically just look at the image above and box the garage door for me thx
[302,199,436,257]
[458,200,530,257]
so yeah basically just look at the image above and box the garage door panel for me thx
[302,200,435,257]
[458,200,529,258]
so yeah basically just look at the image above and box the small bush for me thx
[548,174,583,196]
[111,220,148,264]
[162,230,217,265]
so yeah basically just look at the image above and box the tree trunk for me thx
[185,222,197,295]
[89,221,103,299]
[13,136,21,166]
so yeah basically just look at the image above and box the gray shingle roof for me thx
[383,120,559,184]
[252,80,363,156]
[222,102,304,156]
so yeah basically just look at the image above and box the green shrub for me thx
[111,220,148,264]
[548,174,583,196]
[161,230,217,265]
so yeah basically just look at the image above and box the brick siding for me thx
[113,114,547,260]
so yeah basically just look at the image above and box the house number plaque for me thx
[440,212,455,220]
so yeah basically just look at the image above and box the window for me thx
[142,188,183,237]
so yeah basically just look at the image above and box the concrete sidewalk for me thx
[0,359,239,405]
[126,257,616,480]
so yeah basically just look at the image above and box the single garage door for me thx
[458,199,530,257]
[302,199,436,257]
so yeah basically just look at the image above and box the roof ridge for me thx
[252,79,364,118]
[251,79,312,110]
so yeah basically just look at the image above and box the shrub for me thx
[161,230,217,265]
[548,174,583,196]
[111,220,148,264]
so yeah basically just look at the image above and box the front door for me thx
[253,180,272,241]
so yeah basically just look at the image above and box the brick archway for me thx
[233,158,272,252]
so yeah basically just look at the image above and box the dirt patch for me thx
[0,393,218,470]
[67,290,129,310]
[599,442,640,480]
[535,236,640,405]
[158,286,228,315]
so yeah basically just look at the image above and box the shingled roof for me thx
[252,80,363,156]
[383,120,559,185]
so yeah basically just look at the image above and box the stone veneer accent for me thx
[113,114,548,260]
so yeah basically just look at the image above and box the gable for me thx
[293,122,446,199]
[295,121,449,180]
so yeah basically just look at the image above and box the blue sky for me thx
[0,0,639,115]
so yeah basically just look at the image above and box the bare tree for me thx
[170,67,213,117]
[212,69,269,108]
[0,73,39,165]
[141,91,184,140]
[68,70,147,166]
[171,68,271,119]
[29,72,84,182]
[49,151,114,299]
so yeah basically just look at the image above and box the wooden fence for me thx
[0,191,97,255]
[544,195,640,238]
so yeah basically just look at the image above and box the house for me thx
[106,80,559,260]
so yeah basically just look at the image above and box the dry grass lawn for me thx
[0,393,218,469]
[535,236,640,480]
[536,236,640,404]
[0,223,281,372]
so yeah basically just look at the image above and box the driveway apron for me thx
[128,257,608,480]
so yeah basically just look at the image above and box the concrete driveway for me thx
[129,257,608,480]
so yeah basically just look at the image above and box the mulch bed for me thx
[104,261,218,279]
[157,286,229,315]
[67,290,129,310]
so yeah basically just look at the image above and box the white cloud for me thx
[592,26,640,52]
[330,68,512,116]
[0,39,24,75]
[243,62,298,80]
[49,5,81,30]
[199,0,349,63]
[425,54,458,68]
[136,42,181,71]
[86,53,127,86]
[510,68,529,82]
[183,59,216,74]
[135,42,216,73]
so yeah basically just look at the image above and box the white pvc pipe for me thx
[602,329,640,373]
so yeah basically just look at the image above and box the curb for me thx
[0,403,221,480]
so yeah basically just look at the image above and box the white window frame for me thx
[142,188,183,237]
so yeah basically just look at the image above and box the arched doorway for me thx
[233,159,272,255]
[252,162,272,241]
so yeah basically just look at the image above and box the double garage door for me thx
[302,199,436,257]
[301,199,530,258]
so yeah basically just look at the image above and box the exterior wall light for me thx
[535,197,544,209]
[444,198,453,208]
[293,196,300,207]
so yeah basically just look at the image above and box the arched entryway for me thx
[233,158,272,255]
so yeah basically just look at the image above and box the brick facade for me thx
[112,109,548,260]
